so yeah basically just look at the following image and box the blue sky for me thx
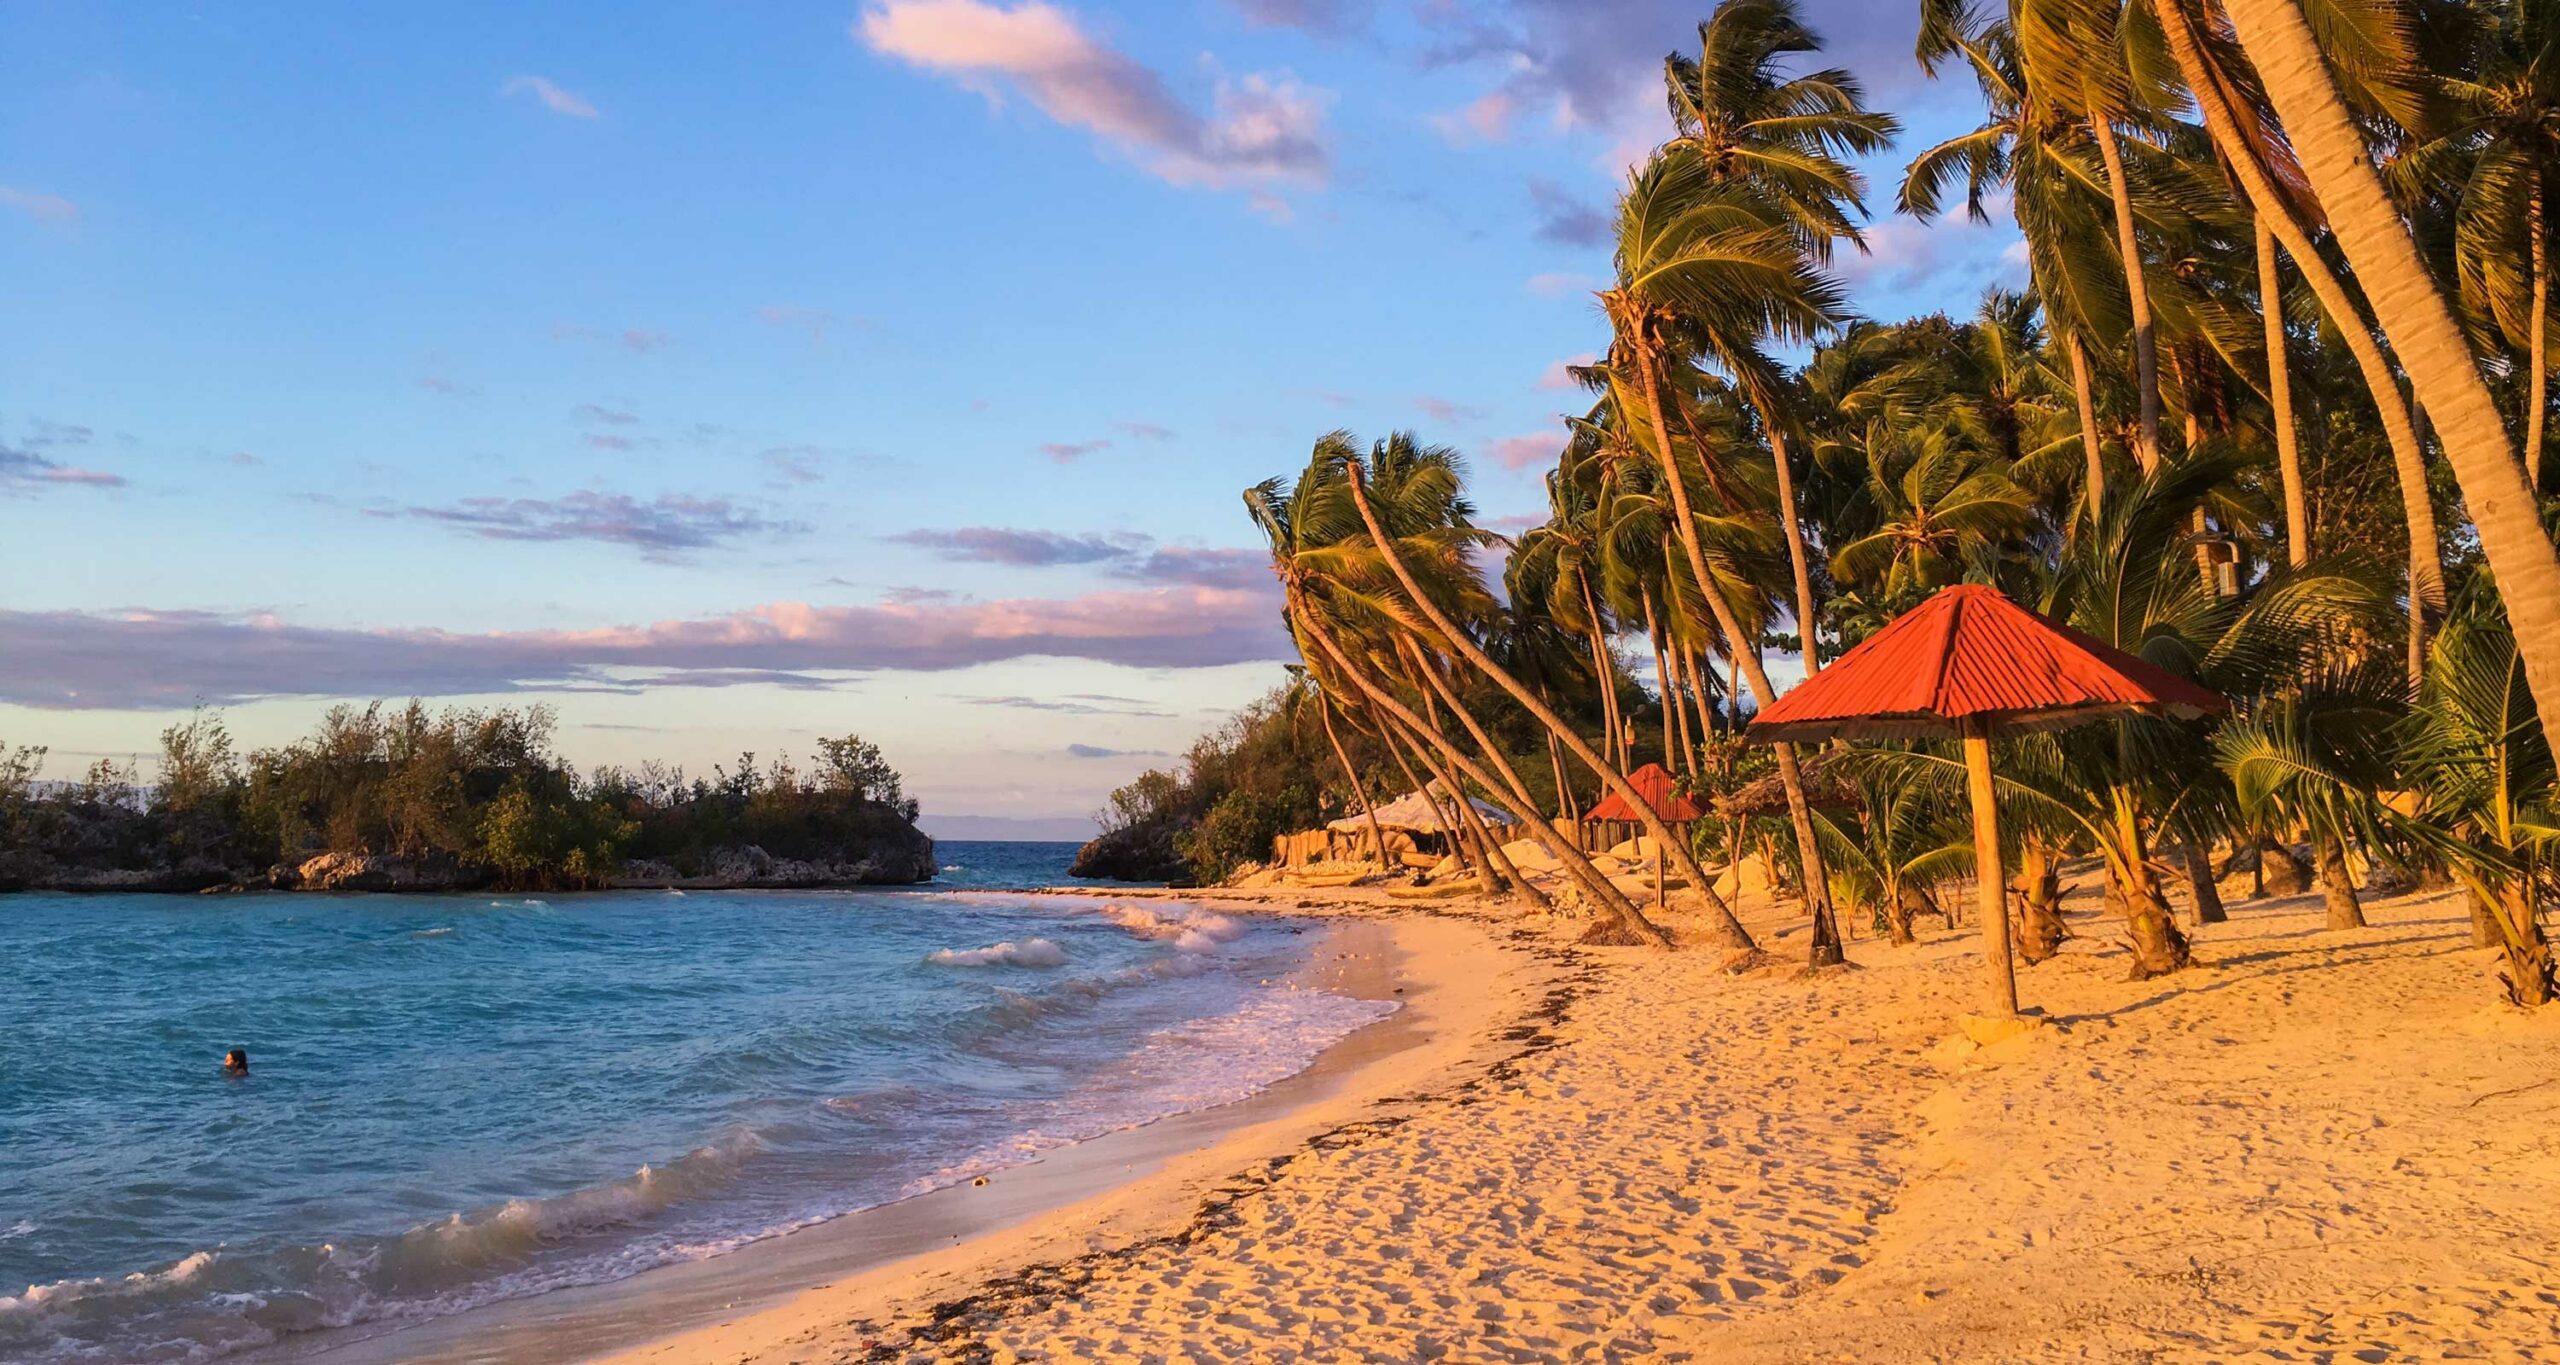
[0,0,2022,835]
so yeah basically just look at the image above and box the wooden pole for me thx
[1964,719,2021,1017]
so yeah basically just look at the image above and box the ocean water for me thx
[0,849,1382,1361]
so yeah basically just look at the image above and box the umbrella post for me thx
[1963,719,2021,1017]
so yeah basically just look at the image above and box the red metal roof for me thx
[1583,762,1705,822]
[1747,583,2228,742]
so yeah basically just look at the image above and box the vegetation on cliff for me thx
[0,703,931,891]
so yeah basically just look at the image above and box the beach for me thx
[563,880,2560,1364]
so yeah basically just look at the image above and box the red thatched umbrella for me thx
[1583,763,1701,905]
[1748,584,2226,1018]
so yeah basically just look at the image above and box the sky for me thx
[0,0,2024,838]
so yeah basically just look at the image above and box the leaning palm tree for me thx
[1602,143,1850,964]
[2217,0,2560,714]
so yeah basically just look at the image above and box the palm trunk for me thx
[2258,214,2311,567]
[1306,613,1665,942]
[2068,332,2108,527]
[1319,693,1386,863]
[2218,0,2560,718]
[2532,178,2549,489]
[2492,877,2554,1007]
[2018,838,2068,964]
[1337,462,1745,949]
[2112,787,2191,977]
[2181,840,2228,925]
[2157,0,2443,686]
[1578,576,1623,769]
[1397,646,1557,914]
[1625,353,1844,965]
[1761,419,1825,676]
[2093,116,2162,473]
[2317,833,2365,930]
[1547,730,1577,822]
[1642,588,1678,768]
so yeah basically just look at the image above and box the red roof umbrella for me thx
[1747,584,2226,1018]
[1583,762,1703,823]
[1582,763,1700,907]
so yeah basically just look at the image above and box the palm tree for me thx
[2152,0,2448,683]
[2401,0,2560,486]
[1907,0,2132,522]
[1602,143,1850,964]
[2213,0,2560,717]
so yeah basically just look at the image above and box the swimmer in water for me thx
[222,1048,249,1078]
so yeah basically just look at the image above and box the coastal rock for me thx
[606,832,937,889]
[294,851,485,893]
[1070,822,1191,884]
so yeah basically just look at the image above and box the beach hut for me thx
[1582,762,1700,905]
[1326,782,1516,866]
[1747,584,2225,1021]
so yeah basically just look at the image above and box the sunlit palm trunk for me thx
[1629,356,1846,965]
[2219,0,2560,716]
[2491,878,2554,1007]
[2109,783,2191,977]
[2093,117,2163,472]
[2532,180,2549,489]
[2258,216,2311,567]
[2181,840,2228,925]
[2017,837,2067,963]
[2155,0,2442,685]
[1338,462,1752,949]
[1302,611,1668,943]
[2068,333,2107,526]
[1761,419,1826,676]
[1577,576,1624,769]
[1397,643,1558,914]
[2317,833,2364,930]
[1318,693,1386,863]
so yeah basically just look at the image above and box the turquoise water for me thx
[0,844,1381,1361]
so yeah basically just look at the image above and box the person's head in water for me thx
[222,1048,249,1078]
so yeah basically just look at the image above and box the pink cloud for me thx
[856,0,1331,199]
[1486,429,1561,470]
[1537,353,1597,390]
[1040,437,1112,462]
[0,585,1290,710]
[503,75,601,119]
[0,186,80,230]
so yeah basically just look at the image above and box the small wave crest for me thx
[1096,904,1247,953]
[926,937,1066,969]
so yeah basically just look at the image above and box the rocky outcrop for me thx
[608,834,937,889]
[1069,821,1190,884]
[287,851,486,893]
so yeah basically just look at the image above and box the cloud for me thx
[1525,177,1612,247]
[0,587,1291,710]
[0,186,80,230]
[1830,206,2027,316]
[755,304,854,342]
[391,491,802,560]
[762,448,827,483]
[1525,271,1599,298]
[891,526,1150,566]
[1065,742,1167,758]
[1414,396,1486,425]
[856,0,1332,200]
[1537,352,1598,390]
[583,434,639,452]
[1115,420,1176,441]
[968,693,1172,716]
[1485,429,1562,470]
[1226,0,1372,35]
[1,444,125,493]
[419,375,469,395]
[503,75,601,119]
[1040,437,1112,462]
[621,327,670,353]
[1430,90,1518,144]
[890,526,1266,589]
[577,404,640,426]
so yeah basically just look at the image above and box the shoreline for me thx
[272,898,1552,1365]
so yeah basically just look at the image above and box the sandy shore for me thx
[550,877,2560,1363]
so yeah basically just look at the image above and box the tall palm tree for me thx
[1603,143,1850,964]
[2218,0,2560,715]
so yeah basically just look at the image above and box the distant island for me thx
[0,703,935,893]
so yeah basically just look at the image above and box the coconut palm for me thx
[2217,0,2560,714]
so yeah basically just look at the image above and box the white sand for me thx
[599,881,2560,1363]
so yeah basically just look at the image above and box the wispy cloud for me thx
[891,527,1150,566]
[1525,177,1611,247]
[0,587,1291,709]
[855,0,1332,203]
[1414,396,1486,425]
[968,693,1173,717]
[576,404,640,426]
[1114,421,1176,441]
[755,304,854,342]
[0,444,125,493]
[1040,437,1112,462]
[762,448,828,484]
[389,491,801,560]
[890,526,1266,589]
[1065,742,1166,758]
[1525,271,1599,298]
[503,75,601,119]
[1226,0,1372,35]
[1485,429,1562,470]
[0,186,80,231]
[419,375,471,396]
